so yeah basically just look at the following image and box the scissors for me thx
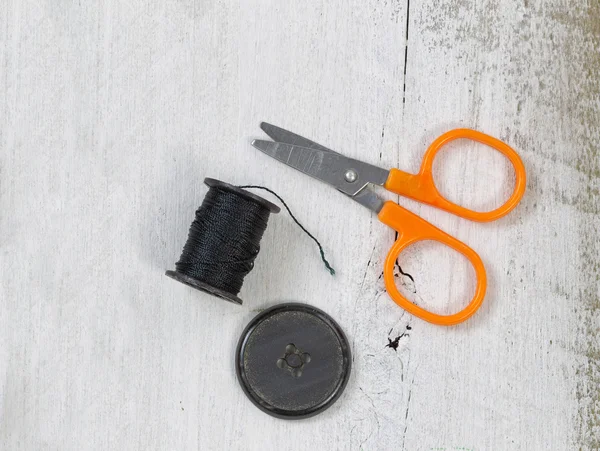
[251,123,526,326]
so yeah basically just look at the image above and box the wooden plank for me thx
[0,0,598,449]
[399,0,599,449]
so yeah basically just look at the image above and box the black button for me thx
[235,303,351,419]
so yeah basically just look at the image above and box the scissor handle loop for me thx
[384,129,526,222]
[378,201,487,326]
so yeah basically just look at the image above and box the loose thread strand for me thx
[239,185,336,275]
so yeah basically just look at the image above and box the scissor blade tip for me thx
[251,139,272,152]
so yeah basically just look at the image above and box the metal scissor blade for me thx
[260,122,341,155]
[251,140,389,196]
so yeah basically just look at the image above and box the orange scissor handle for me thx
[384,129,526,222]
[378,201,487,326]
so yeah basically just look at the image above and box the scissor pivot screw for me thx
[344,169,358,183]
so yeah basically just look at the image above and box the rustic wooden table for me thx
[1,1,598,450]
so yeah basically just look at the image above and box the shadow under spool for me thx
[166,178,280,305]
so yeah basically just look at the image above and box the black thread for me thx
[173,183,334,301]
[174,186,269,296]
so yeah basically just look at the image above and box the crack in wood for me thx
[401,0,411,109]
[386,324,412,352]
[358,386,381,448]
[400,371,417,451]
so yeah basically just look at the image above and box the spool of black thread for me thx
[166,178,280,305]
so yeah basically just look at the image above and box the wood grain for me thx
[0,0,598,449]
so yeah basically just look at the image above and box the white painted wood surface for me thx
[1,1,598,450]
